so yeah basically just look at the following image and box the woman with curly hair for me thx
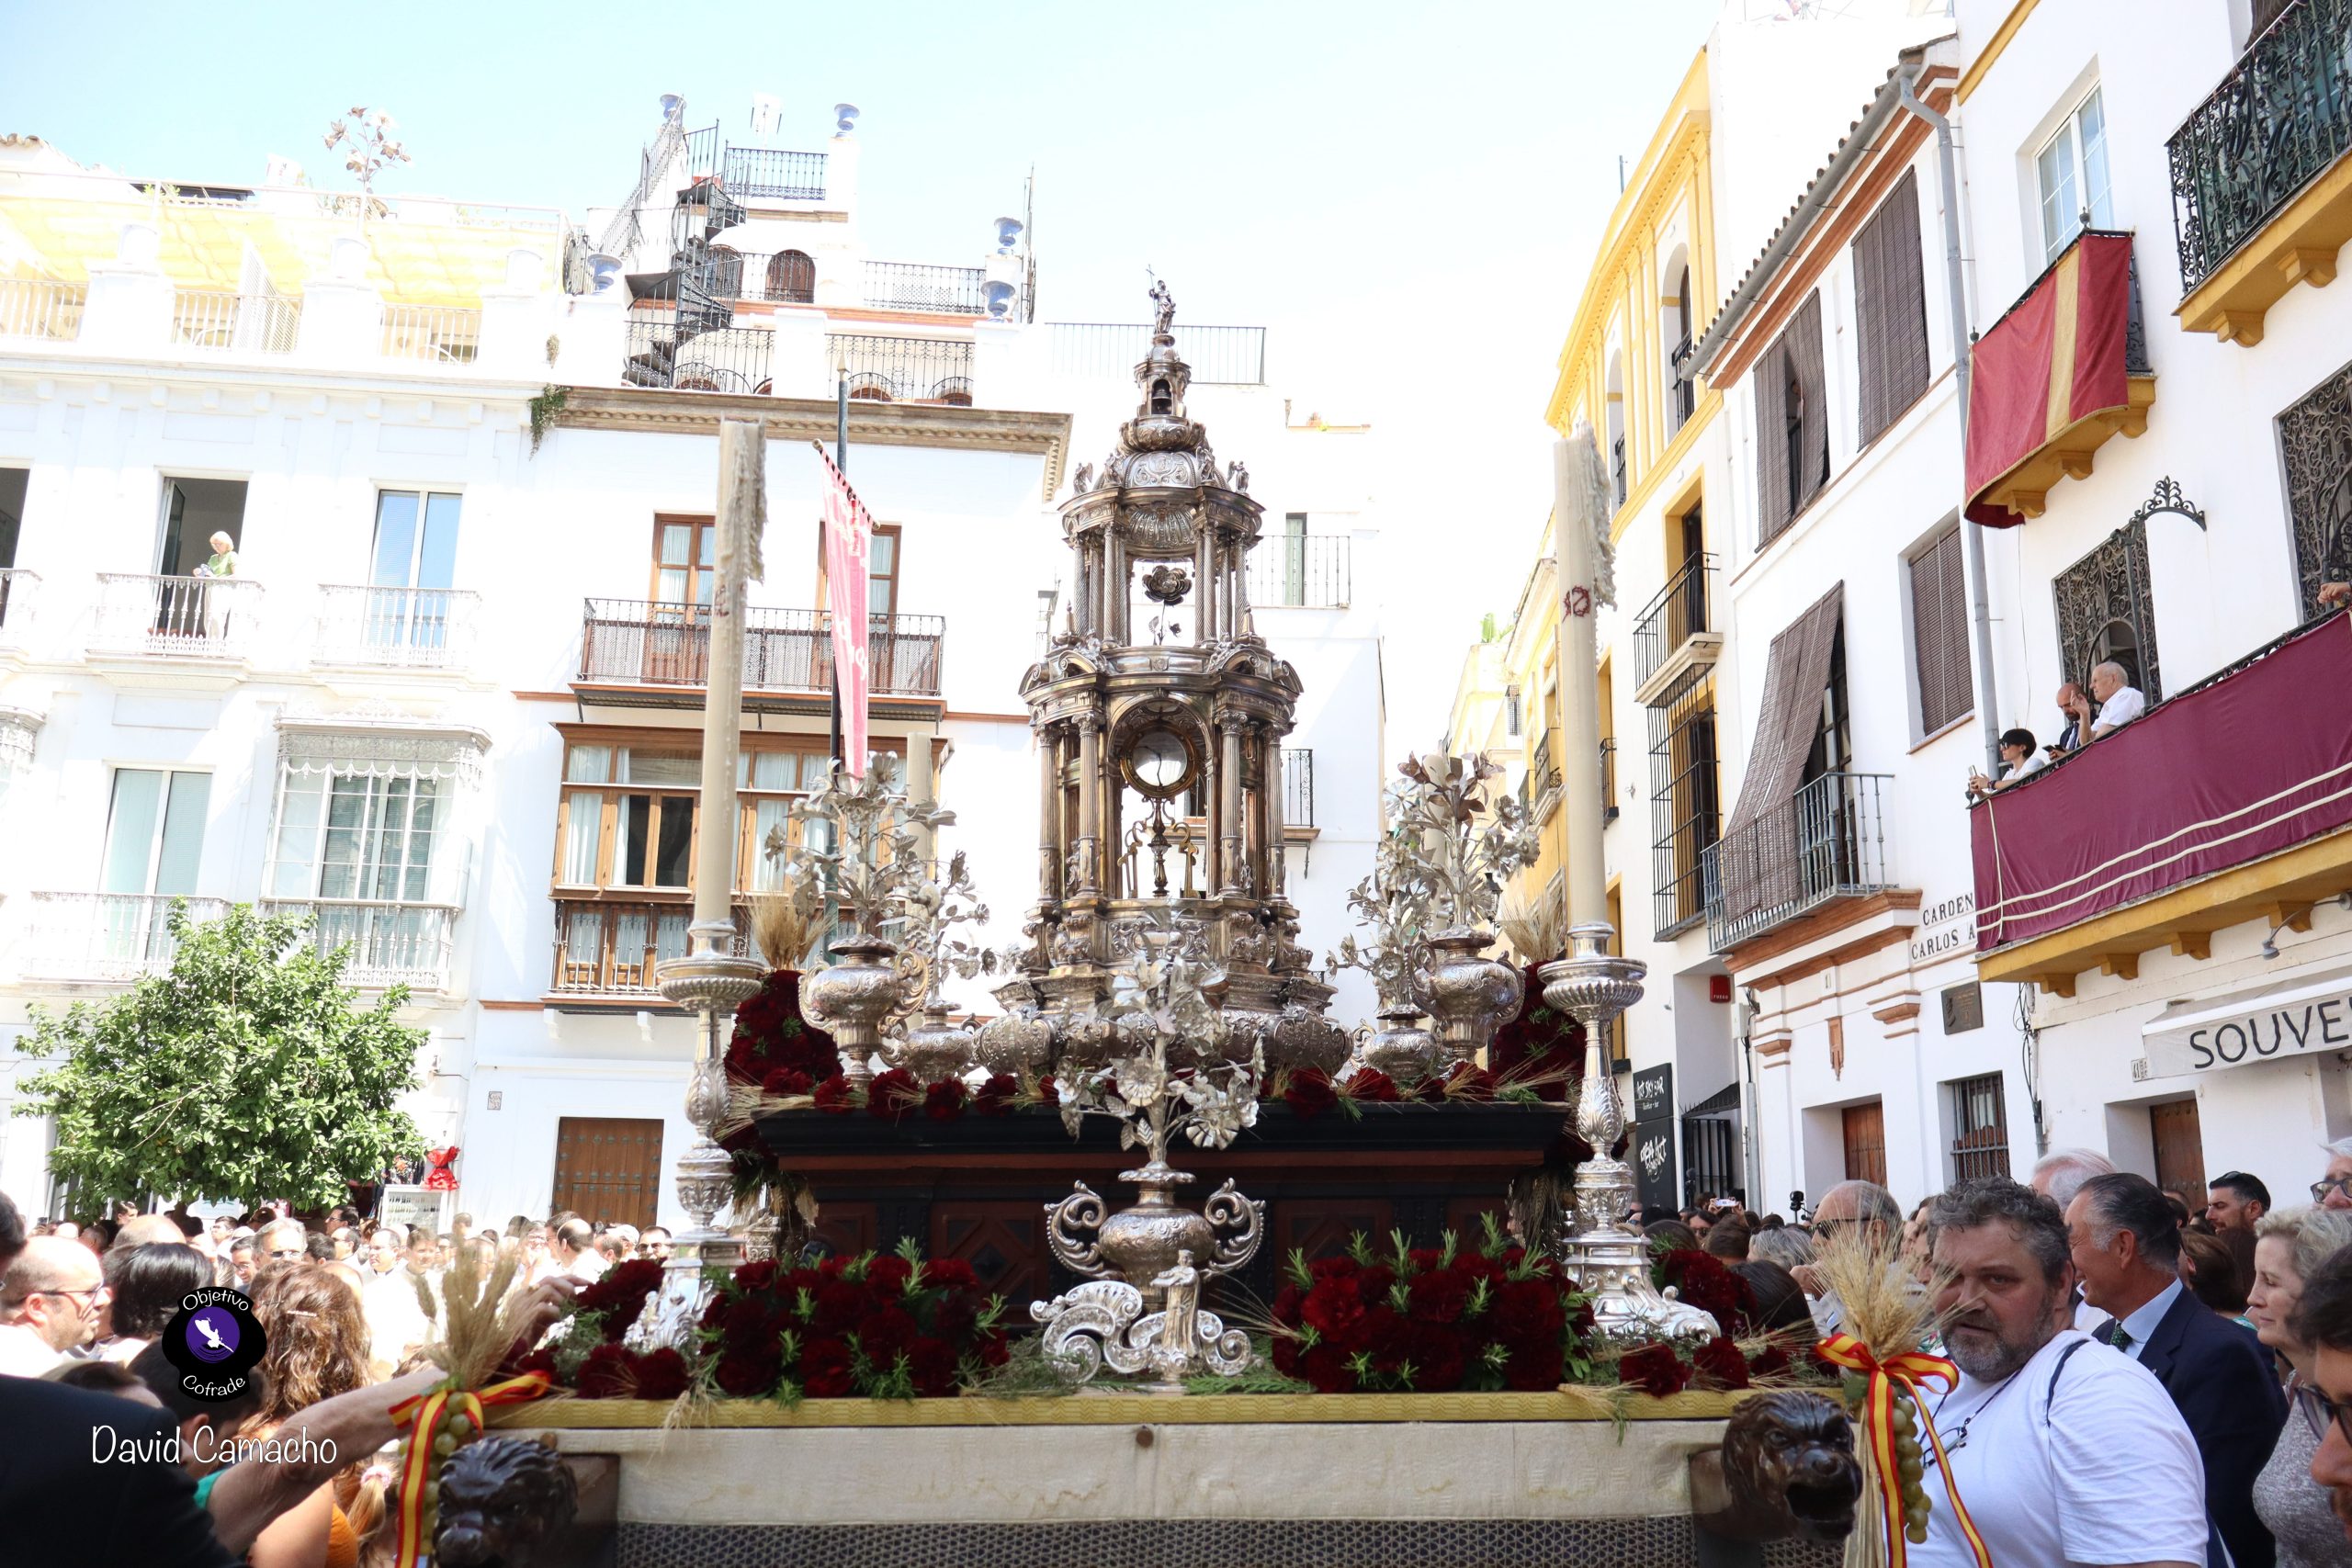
[246,1263,380,1568]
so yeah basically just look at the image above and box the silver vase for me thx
[799,934,903,1089]
[1422,928,1522,1067]
[893,1000,975,1081]
[1360,1002,1438,1079]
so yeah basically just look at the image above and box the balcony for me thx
[171,290,300,354]
[1972,609,2352,993]
[1633,553,1721,705]
[311,585,480,671]
[380,305,481,364]
[1282,747,1315,829]
[1703,772,1894,953]
[720,147,827,203]
[1046,322,1268,387]
[862,262,987,315]
[1964,231,2154,526]
[625,316,774,394]
[23,893,230,982]
[89,573,262,663]
[1529,730,1564,818]
[261,900,456,991]
[551,899,750,999]
[2168,0,2352,344]
[0,280,85,342]
[827,333,974,404]
[1246,536,1351,608]
[575,601,945,705]
[0,570,36,653]
[721,252,814,305]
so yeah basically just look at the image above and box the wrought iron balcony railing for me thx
[380,305,481,364]
[625,318,775,393]
[720,147,828,202]
[723,252,817,304]
[90,573,262,660]
[0,280,85,341]
[1046,322,1268,386]
[551,899,750,997]
[2168,0,2352,290]
[1246,535,1351,608]
[312,585,480,670]
[863,261,987,314]
[260,899,457,990]
[1283,748,1315,829]
[0,569,36,648]
[827,333,975,403]
[1633,553,1718,697]
[577,601,945,697]
[171,290,300,354]
[1668,335,1696,434]
[23,892,231,981]
[1530,730,1564,813]
[1702,772,1894,953]
[1600,737,1619,824]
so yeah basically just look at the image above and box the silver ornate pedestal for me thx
[799,933,901,1090]
[651,930,766,1329]
[1537,921,1718,1343]
[1031,1250,1253,1391]
[1045,1158,1262,1313]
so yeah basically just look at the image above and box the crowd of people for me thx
[0,1192,655,1567]
[1658,1140,2352,1567]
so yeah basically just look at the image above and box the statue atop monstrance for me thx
[978,291,1350,1080]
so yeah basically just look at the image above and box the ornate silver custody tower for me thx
[983,289,1348,1077]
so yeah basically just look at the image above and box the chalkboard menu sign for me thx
[1633,1119,1679,1215]
[1630,1064,1674,1123]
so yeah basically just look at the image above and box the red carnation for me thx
[866,1255,916,1293]
[576,1258,666,1341]
[859,1304,920,1366]
[930,1288,979,1340]
[1270,1283,1305,1326]
[1504,1341,1564,1391]
[1301,1281,1368,1348]
[1747,1342,1793,1379]
[923,1078,968,1121]
[574,1342,638,1399]
[922,1258,980,1292]
[1440,1063,1498,1100]
[1296,1342,1359,1394]
[800,1337,854,1398]
[731,1258,782,1294]
[810,1280,868,1336]
[714,1348,782,1398]
[1491,1278,1566,1349]
[762,1066,815,1098]
[1400,1323,1467,1392]
[1617,1342,1692,1398]
[1283,1068,1340,1119]
[1272,1331,1302,1377]
[1406,1266,1472,1325]
[812,1074,858,1115]
[972,1075,1020,1116]
[1306,1256,1361,1283]
[1345,1069,1401,1103]
[867,1068,922,1119]
[907,1336,961,1397]
[630,1347,691,1402]
[1692,1335,1751,1390]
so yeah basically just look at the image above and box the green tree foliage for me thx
[15,902,424,1211]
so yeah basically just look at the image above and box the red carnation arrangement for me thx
[1616,1341,1693,1397]
[572,1258,665,1342]
[1650,1247,1758,1337]
[1269,1224,1591,1395]
[1486,963,1584,1103]
[723,970,841,1089]
[1342,1069,1401,1104]
[1690,1334,1752,1390]
[922,1079,968,1121]
[1747,1341,1793,1380]
[865,1068,922,1119]
[812,1073,858,1114]
[1283,1068,1340,1120]
[971,1075,1021,1116]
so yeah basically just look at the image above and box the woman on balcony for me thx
[1966,728,2046,800]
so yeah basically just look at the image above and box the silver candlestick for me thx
[1538,920,1717,1343]
[653,934,765,1325]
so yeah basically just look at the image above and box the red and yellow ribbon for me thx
[388,1371,551,1565]
[1816,1333,1991,1568]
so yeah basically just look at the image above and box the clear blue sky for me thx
[0,0,1720,742]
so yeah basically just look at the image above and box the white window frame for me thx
[102,765,212,896]
[266,727,482,908]
[2034,85,2115,263]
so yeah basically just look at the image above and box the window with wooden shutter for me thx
[1907,525,1972,733]
[1788,292,1829,513]
[1755,349,1792,545]
[1754,293,1827,547]
[1855,169,1930,446]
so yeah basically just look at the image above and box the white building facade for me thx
[0,96,1386,1230]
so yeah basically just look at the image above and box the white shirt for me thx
[2094,686,2146,731]
[2004,750,2048,784]
[2105,1277,2182,1361]
[0,1323,62,1378]
[1910,1329,2205,1568]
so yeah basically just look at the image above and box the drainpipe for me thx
[1894,66,2004,776]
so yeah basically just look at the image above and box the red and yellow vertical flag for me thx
[1963,231,2135,527]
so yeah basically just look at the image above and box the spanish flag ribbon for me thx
[388,1371,551,1565]
[1816,1334,1991,1568]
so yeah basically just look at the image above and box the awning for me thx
[2143,960,2352,1078]
[1964,231,2145,527]
[1717,583,1845,927]
[1681,1080,1743,1118]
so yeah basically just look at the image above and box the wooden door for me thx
[550,1116,664,1230]
[1272,1198,1396,1267]
[929,1201,1053,1307]
[2151,1100,2206,1200]
[1842,1101,1888,1187]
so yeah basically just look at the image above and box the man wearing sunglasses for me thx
[0,1235,110,1376]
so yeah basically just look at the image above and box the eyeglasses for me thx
[31,1286,107,1309]
[2298,1384,2352,1447]
[2311,1177,2352,1202]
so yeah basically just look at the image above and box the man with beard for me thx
[1909,1177,2204,1568]
[2296,1244,2352,1541]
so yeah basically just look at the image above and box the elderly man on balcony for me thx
[2063,661,2146,743]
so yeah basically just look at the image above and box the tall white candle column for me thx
[1536,423,1714,1343]
[657,417,771,1285]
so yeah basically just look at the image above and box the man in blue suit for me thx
[2067,1172,2286,1568]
